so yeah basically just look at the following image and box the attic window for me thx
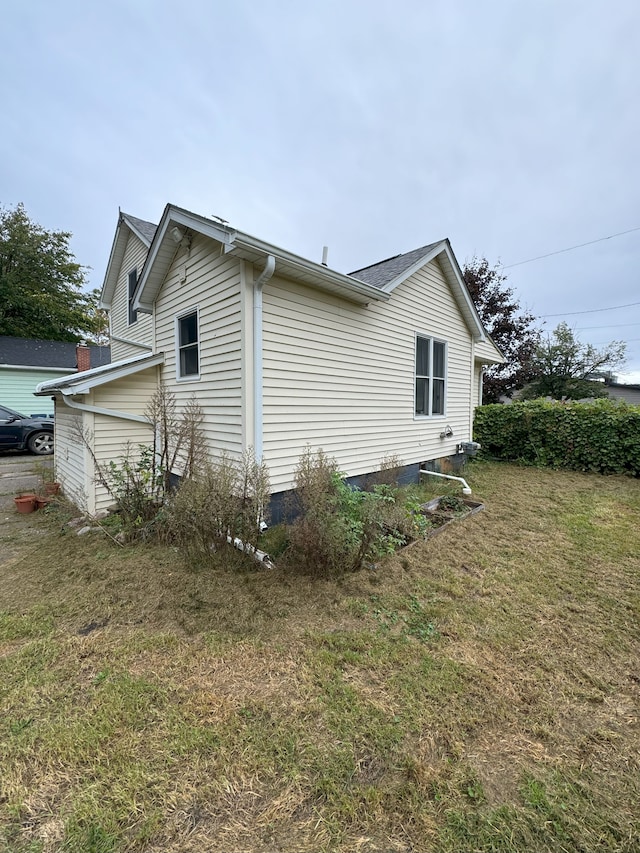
[128,269,138,325]
[176,309,199,379]
[415,335,446,417]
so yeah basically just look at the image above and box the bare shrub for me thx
[145,386,206,490]
[367,453,405,488]
[164,449,270,563]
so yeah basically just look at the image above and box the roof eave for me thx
[228,235,389,305]
[35,352,164,396]
[133,206,234,312]
[134,206,388,310]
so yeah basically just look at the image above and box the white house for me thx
[36,205,502,515]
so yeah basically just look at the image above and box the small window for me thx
[177,310,199,379]
[128,269,138,325]
[415,335,446,416]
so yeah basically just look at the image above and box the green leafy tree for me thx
[463,257,541,403]
[522,322,627,400]
[0,203,101,341]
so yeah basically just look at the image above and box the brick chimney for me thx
[76,343,91,373]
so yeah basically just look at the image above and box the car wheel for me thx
[27,431,54,455]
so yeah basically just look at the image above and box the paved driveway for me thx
[0,452,53,510]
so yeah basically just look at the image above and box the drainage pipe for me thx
[253,254,276,460]
[60,394,152,424]
[420,468,472,496]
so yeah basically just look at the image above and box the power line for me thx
[575,322,640,330]
[503,225,640,269]
[541,300,640,318]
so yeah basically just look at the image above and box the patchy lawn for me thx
[0,462,638,852]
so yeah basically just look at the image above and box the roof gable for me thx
[111,203,490,343]
[99,212,157,309]
[350,240,487,342]
[0,336,110,369]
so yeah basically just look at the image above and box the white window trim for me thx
[174,306,201,382]
[413,332,447,419]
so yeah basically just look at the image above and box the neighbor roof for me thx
[0,336,111,369]
[349,242,443,289]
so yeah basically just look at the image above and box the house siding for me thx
[53,404,88,509]
[262,258,474,492]
[0,367,71,414]
[153,234,244,460]
[109,231,153,362]
[90,369,160,512]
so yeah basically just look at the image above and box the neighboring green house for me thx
[0,337,110,415]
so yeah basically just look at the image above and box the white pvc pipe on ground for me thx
[419,468,472,496]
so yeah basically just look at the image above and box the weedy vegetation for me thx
[0,461,638,852]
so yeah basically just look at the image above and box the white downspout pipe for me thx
[60,394,152,424]
[253,255,275,461]
[420,468,472,496]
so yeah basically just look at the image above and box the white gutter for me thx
[60,395,152,425]
[254,255,276,460]
[227,234,388,304]
[420,468,472,496]
[109,334,153,351]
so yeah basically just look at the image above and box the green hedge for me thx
[473,399,640,476]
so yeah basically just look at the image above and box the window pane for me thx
[415,337,429,376]
[180,345,199,376]
[128,269,138,325]
[433,341,445,378]
[432,378,445,415]
[415,378,428,415]
[179,313,198,346]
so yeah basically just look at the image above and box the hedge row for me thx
[473,399,640,476]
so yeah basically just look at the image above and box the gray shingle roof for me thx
[0,337,111,369]
[122,213,157,245]
[349,241,444,289]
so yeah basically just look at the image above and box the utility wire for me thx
[576,322,640,330]
[503,225,640,269]
[541,300,640,318]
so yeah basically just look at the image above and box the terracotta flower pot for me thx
[44,482,60,496]
[35,496,51,510]
[14,495,36,514]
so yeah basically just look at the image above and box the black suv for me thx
[0,406,54,455]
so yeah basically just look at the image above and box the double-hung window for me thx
[176,309,199,380]
[128,269,138,325]
[415,335,446,416]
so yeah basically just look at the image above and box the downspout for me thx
[60,394,152,424]
[253,255,276,460]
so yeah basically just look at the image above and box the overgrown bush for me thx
[283,447,429,578]
[474,399,640,475]
[164,449,270,564]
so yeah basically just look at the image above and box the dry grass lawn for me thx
[0,461,639,852]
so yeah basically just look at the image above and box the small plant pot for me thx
[35,496,51,510]
[14,495,37,514]
[44,482,60,496]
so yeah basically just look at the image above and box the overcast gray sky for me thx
[2,0,639,378]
